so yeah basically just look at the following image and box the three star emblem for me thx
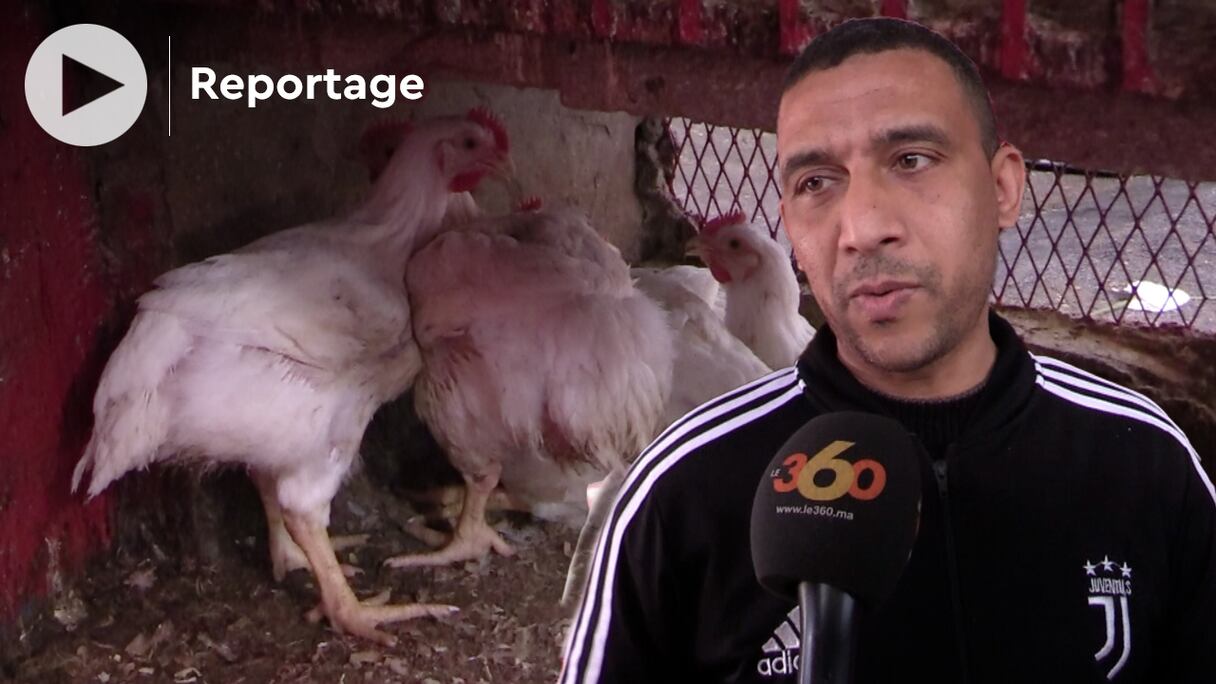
[1083,556,1132,578]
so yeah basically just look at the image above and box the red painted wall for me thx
[0,3,114,622]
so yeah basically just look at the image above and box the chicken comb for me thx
[701,210,747,235]
[467,107,510,153]
[517,195,544,212]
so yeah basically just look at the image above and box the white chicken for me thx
[560,265,772,604]
[385,207,675,567]
[631,266,771,426]
[633,263,724,316]
[72,108,514,646]
[688,211,816,368]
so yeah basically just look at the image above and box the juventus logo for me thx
[1084,556,1133,680]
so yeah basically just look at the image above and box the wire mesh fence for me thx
[666,117,1215,332]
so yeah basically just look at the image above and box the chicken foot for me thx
[399,484,529,548]
[282,510,458,646]
[384,466,515,568]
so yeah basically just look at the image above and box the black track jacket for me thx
[561,313,1216,683]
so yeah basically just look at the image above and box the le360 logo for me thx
[770,440,886,501]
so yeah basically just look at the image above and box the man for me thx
[560,17,1216,684]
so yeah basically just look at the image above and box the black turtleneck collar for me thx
[795,311,1038,459]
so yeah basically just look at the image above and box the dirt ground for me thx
[3,475,580,684]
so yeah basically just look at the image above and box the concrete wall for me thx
[411,81,644,261]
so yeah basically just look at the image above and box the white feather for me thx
[73,115,491,521]
[633,267,771,427]
[408,208,675,519]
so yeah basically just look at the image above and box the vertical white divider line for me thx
[170,34,175,136]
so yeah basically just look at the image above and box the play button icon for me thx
[62,54,127,116]
[25,24,147,147]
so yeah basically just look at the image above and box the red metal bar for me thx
[676,0,705,46]
[778,0,813,56]
[1121,0,1157,94]
[591,0,614,38]
[999,0,1029,80]
[504,0,547,33]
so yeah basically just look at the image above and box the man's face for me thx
[778,48,1022,376]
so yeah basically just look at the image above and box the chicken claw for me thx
[384,475,515,568]
[400,516,450,548]
[383,522,515,568]
[325,599,459,647]
[284,512,456,647]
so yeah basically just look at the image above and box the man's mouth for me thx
[849,280,920,319]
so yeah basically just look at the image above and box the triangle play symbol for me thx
[62,53,126,116]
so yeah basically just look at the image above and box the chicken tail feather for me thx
[73,392,168,499]
[69,446,94,495]
[71,312,186,498]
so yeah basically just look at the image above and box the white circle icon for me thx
[25,24,148,147]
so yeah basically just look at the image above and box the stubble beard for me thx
[828,254,989,374]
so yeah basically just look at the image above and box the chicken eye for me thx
[463,137,477,150]
[728,239,741,250]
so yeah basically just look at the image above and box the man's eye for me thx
[798,176,826,194]
[896,153,931,171]
[464,138,477,150]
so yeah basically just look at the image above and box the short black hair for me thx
[783,18,999,158]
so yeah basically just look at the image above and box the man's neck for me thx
[837,311,997,400]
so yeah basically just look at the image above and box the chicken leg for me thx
[253,472,366,581]
[384,465,515,568]
[398,484,530,549]
[405,484,527,521]
[282,509,457,646]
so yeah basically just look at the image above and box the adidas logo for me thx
[757,605,802,678]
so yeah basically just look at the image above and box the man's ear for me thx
[991,142,1026,231]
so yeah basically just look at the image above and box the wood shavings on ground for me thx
[4,479,579,684]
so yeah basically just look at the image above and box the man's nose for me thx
[838,170,905,254]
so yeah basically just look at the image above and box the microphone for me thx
[750,412,922,684]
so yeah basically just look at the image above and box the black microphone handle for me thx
[798,582,861,684]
